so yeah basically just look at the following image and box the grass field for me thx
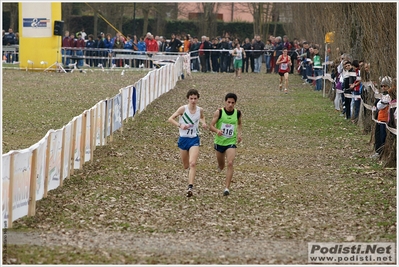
[2,67,396,264]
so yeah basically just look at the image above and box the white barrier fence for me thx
[2,55,188,229]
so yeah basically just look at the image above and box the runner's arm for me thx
[167,106,185,129]
[199,107,208,130]
[209,109,222,136]
[276,55,282,65]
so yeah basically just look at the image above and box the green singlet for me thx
[214,108,238,146]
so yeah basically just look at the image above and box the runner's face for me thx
[188,95,198,105]
[225,98,236,112]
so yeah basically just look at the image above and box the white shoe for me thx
[370,153,380,159]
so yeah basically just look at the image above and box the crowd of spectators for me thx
[60,30,186,68]
[328,50,397,160]
[3,26,324,78]
[56,29,328,75]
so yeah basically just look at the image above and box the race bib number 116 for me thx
[221,123,235,138]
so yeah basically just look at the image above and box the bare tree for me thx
[262,3,273,39]
[3,3,18,30]
[286,3,396,166]
[135,3,163,36]
[61,3,73,32]
[244,3,260,37]
[151,3,173,36]
[171,3,179,20]
[197,3,220,37]
[240,3,272,39]
[142,6,150,36]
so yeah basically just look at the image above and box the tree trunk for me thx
[258,3,263,38]
[148,3,168,37]
[93,10,98,36]
[272,4,278,37]
[231,3,234,22]
[142,9,149,36]
[382,134,396,168]
[62,3,73,32]
[253,4,259,35]
[199,3,217,37]
[263,3,271,39]
[361,85,376,134]
[171,3,178,20]
[9,3,18,31]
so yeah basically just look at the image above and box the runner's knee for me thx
[189,161,197,169]
[227,160,234,168]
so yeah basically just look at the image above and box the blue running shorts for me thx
[178,136,200,151]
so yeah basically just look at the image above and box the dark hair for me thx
[186,89,200,99]
[225,93,237,102]
[352,60,359,68]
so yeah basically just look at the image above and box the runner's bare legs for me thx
[216,148,236,190]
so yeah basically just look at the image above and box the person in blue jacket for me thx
[137,36,146,67]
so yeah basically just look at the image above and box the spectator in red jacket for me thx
[69,33,77,65]
[144,33,159,68]
[75,32,85,67]
[62,30,71,65]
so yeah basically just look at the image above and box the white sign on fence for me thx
[2,153,11,228]
[74,115,82,169]
[48,129,63,191]
[12,149,32,222]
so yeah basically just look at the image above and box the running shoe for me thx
[186,188,193,197]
